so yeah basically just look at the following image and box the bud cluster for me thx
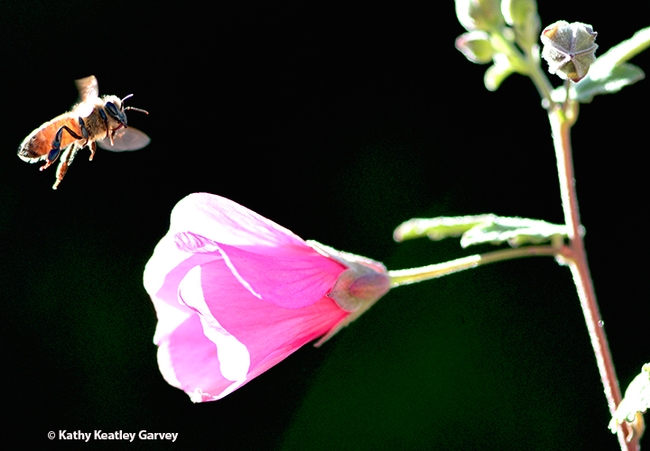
[454,0,542,90]
[455,0,599,88]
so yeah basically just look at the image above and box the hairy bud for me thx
[456,31,494,64]
[541,21,598,82]
[455,0,504,32]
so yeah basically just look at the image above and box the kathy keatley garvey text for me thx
[57,430,178,442]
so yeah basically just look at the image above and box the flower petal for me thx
[143,231,221,308]
[160,260,349,400]
[157,313,241,400]
[170,193,309,250]
[216,243,345,309]
[195,259,348,369]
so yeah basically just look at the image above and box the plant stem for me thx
[548,108,638,451]
[388,245,559,287]
[525,48,555,106]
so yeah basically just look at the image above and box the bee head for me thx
[104,95,129,129]
[104,94,149,129]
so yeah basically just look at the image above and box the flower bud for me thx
[541,21,598,82]
[501,0,541,51]
[455,0,504,32]
[456,31,494,64]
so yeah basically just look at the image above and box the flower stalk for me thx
[389,245,559,287]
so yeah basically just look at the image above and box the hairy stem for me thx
[525,47,555,106]
[549,108,638,451]
[388,245,559,287]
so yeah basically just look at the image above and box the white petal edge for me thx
[179,266,251,397]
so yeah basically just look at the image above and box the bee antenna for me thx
[121,93,149,114]
[125,106,149,115]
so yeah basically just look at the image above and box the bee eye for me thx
[104,101,128,126]
[105,102,120,117]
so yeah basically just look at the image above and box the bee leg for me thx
[76,117,98,161]
[41,125,84,171]
[52,161,69,190]
[98,108,114,145]
[78,117,90,147]
[52,144,80,190]
[88,141,97,161]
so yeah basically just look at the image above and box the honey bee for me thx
[18,75,149,189]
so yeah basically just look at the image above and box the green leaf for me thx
[459,216,567,247]
[552,26,650,103]
[591,27,650,75]
[609,363,650,438]
[552,63,645,103]
[394,215,495,241]
[394,215,567,248]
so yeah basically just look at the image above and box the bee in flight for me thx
[18,75,149,189]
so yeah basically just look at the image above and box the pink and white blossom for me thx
[144,193,390,402]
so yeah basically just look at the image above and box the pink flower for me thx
[144,193,391,402]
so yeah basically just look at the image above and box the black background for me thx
[1,1,648,450]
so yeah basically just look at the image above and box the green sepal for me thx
[484,58,515,91]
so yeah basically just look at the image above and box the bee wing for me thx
[96,127,151,152]
[75,76,99,103]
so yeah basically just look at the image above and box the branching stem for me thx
[548,107,638,451]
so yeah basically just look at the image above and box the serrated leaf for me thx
[459,216,567,248]
[394,215,567,248]
[551,26,650,103]
[609,363,650,439]
[394,215,496,242]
